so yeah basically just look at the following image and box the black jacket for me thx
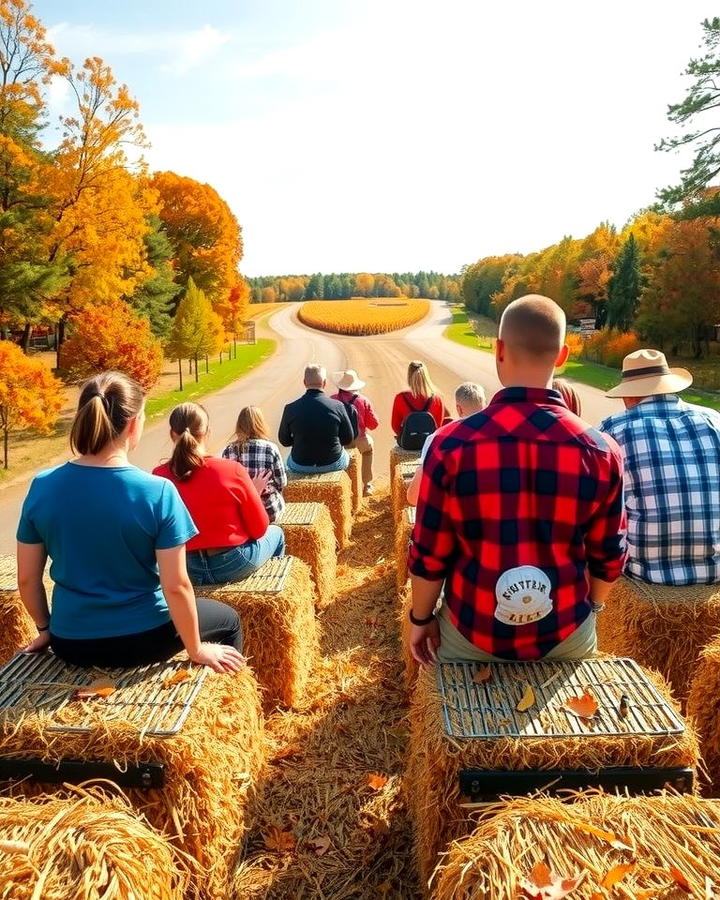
[278,389,354,466]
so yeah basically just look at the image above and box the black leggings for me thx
[49,597,243,668]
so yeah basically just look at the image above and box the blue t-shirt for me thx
[16,463,198,640]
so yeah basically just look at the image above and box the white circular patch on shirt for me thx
[494,565,553,626]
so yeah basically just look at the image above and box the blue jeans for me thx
[286,448,349,474]
[186,525,285,586]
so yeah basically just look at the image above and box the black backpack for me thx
[341,393,360,440]
[398,397,436,451]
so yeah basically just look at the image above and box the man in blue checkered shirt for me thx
[599,348,720,586]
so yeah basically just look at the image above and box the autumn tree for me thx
[151,171,242,305]
[165,278,223,387]
[606,234,641,331]
[60,300,163,390]
[214,276,249,347]
[0,338,63,467]
[355,273,374,297]
[128,214,181,338]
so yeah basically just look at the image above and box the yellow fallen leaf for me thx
[163,669,191,688]
[601,863,635,888]
[76,677,116,700]
[366,773,389,791]
[516,683,536,712]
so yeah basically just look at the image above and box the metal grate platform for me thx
[209,556,294,594]
[437,657,685,740]
[0,652,207,738]
[287,471,343,484]
[405,506,416,526]
[278,502,320,526]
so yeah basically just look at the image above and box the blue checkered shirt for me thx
[599,395,720,585]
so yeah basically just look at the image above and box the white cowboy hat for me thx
[334,369,366,391]
[605,348,693,398]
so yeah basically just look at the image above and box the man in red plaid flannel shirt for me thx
[407,295,627,666]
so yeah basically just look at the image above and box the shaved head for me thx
[499,294,566,359]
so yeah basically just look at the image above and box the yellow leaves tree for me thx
[165,278,223,388]
[355,273,375,297]
[0,338,63,467]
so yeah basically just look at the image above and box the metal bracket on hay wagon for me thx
[436,657,693,802]
[0,652,207,790]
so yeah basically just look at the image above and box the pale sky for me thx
[35,0,711,276]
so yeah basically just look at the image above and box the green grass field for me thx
[144,338,276,421]
[444,306,720,414]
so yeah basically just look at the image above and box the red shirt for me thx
[391,392,445,437]
[153,457,269,551]
[332,389,379,438]
[408,387,627,660]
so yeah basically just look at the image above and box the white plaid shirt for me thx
[221,438,287,523]
[599,395,720,585]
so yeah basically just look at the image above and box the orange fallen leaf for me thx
[516,683,536,712]
[601,863,635,888]
[76,677,116,700]
[366,773,389,791]
[572,822,633,851]
[163,669,191,688]
[520,861,586,898]
[263,826,296,853]
[473,664,492,684]
[307,835,332,856]
[669,866,691,893]
[564,691,599,719]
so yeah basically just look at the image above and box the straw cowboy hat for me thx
[334,369,366,391]
[605,348,693,398]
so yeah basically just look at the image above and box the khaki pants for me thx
[435,602,597,662]
[351,433,374,486]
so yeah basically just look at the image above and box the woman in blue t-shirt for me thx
[16,370,245,673]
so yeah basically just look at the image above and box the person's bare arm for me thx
[157,546,245,673]
[17,542,51,652]
[408,574,442,668]
[406,468,422,506]
[589,576,614,611]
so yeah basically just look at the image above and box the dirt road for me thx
[0,303,621,553]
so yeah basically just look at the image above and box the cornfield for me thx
[298,298,430,336]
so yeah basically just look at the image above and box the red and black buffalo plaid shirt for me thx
[408,387,627,660]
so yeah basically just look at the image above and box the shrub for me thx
[580,329,641,368]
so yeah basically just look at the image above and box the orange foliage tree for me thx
[60,300,163,390]
[0,338,63,467]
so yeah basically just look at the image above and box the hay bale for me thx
[346,447,363,513]
[596,576,720,706]
[432,791,720,899]
[0,555,43,667]
[398,584,418,692]
[395,505,415,591]
[0,787,192,899]
[279,502,337,608]
[201,556,318,710]
[390,445,421,480]
[687,635,720,792]
[407,660,699,886]
[0,658,266,900]
[285,471,353,548]
[391,461,419,526]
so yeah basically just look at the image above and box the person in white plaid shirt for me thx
[222,406,287,522]
[599,348,720,586]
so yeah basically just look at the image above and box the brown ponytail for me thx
[168,403,209,480]
[70,371,145,457]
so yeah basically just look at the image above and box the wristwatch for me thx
[409,609,436,626]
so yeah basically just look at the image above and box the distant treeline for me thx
[247,271,461,303]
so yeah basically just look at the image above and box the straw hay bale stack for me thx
[596,576,720,706]
[395,505,415,591]
[432,791,720,899]
[202,556,318,710]
[398,584,418,691]
[392,461,419,526]
[407,663,698,887]
[0,665,266,900]
[390,445,420,480]
[280,503,336,607]
[687,635,720,791]
[285,470,353,548]
[0,787,192,899]
[346,447,363,512]
[0,555,39,666]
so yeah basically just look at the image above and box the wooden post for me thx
[178,357,183,391]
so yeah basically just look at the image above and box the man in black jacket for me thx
[279,364,354,473]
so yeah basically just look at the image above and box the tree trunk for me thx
[194,356,199,382]
[3,424,8,470]
[55,316,67,369]
[218,350,222,365]
[20,323,33,353]
[188,359,192,375]
[205,354,209,374]
[178,357,183,391]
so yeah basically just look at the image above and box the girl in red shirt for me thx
[154,403,285,586]
[391,360,448,440]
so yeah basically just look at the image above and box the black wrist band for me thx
[409,609,436,626]
[37,624,49,632]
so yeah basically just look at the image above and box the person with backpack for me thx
[391,361,447,450]
[331,369,379,496]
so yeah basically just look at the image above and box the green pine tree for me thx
[606,234,642,331]
[129,216,181,338]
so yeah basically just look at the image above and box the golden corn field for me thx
[298,298,430,336]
